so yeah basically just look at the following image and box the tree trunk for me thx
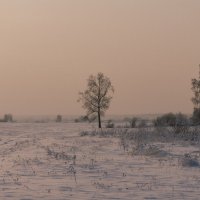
[98,108,101,128]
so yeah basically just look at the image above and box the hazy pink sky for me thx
[0,0,200,115]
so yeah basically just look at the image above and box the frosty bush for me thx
[179,153,200,167]
[191,108,200,125]
[56,115,62,122]
[154,113,176,127]
[105,120,115,128]
[154,113,189,133]
[128,117,138,128]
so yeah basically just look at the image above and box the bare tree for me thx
[4,114,13,122]
[191,81,200,108]
[191,65,200,124]
[78,73,114,128]
[56,115,62,122]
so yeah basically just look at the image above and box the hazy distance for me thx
[0,0,200,116]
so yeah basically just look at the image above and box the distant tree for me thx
[78,73,114,128]
[4,114,13,122]
[56,115,62,122]
[129,117,138,128]
[191,65,200,125]
[154,113,176,127]
[154,112,189,133]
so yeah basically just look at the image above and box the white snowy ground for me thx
[0,123,200,200]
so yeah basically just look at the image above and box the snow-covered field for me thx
[0,123,200,199]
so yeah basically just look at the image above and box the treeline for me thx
[104,113,191,129]
[0,114,65,123]
[0,114,13,122]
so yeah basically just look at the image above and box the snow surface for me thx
[0,123,200,199]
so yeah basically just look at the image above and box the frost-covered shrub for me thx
[128,117,138,128]
[132,144,168,157]
[179,154,200,167]
[120,117,137,128]
[80,131,90,137]
[137,119,147,128]
[154,113,177,127]
[106,120,115,128]
[172,113,190,134]
[154,113,189,133]
[191,108,200,125]
[80,128,128,137]
[75,115,89,123]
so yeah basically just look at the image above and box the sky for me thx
[0,0,200,116]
